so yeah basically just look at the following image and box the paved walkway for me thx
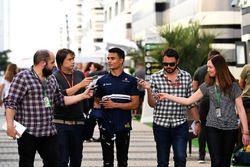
[0,110,211,167]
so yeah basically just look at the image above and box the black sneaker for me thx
[92,137,101,142]
[85,137,97,142]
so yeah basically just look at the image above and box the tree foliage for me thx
[0,49,11,72]
[127,42,145,74]
[155,21,216,76]
[128,43,145,64]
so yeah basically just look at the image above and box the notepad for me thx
[191,121,197,135]
[2,120,26,139]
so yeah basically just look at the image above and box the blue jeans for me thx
[55,124,85,167]
[153,122,188,167]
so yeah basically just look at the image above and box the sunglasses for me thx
[162,62,176,67]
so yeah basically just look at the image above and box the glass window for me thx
[120,0,125,12]
[109,7,112,20]
[115,2,118,15]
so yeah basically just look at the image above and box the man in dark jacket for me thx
[53,48,93,167]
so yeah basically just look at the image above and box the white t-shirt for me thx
[0,78,10,113]
[1,78,11,99]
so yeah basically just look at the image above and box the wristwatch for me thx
[195,120,201,124]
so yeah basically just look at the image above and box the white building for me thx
[103,0,132,42]
[59,0,84,55]
[0,0,10,52]
[132,0,242,63]
[80,0,105,56]
[238,0,250,61]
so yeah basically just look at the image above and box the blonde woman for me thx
[0,63,18,111]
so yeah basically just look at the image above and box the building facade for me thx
[132,0,242,63]
[0,0,10,52]
[103,0,132,42]
[239,0,250,61]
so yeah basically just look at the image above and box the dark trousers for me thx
[206,127,238,167]
[137,91,145,115]
[198,98,209,159]
[17,132,58,167]
[55,124,84,167]
[100,131,130,167]
[153,122,188,167]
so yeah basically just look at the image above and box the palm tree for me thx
[0,49,11,72]
[156,21,216,76]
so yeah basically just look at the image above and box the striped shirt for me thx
[4,68,64,137]
[150,68,194,128]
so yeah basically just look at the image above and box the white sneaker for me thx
[198,159,205,164]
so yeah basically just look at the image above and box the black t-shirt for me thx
[193,65,207,86]
[53,70,89,121]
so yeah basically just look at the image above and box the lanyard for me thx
[31,68,47,97]
[214,85,221,108]
[60,70,74,87]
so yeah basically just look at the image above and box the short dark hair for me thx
[56,48,75,69]
[33,50,50,65]
[162,48,179,60]
[92,63,103,71]
[108,47,125,59]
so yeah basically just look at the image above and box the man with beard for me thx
[4,49,93,167]
[138,48,200,167]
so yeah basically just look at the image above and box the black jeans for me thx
[55,124,84,167]
[100,131,130,167]
[17,132,58,167]
[198,98,209,159]
[206,127,237,167]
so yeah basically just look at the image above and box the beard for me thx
[42,66,53,77]
[165,66,177,74]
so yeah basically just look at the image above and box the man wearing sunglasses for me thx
[138,48,200,167]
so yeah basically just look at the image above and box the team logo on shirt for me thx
[103,83,112,86]
[122,77,130,83]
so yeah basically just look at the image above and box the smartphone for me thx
[90,85,98,90]
[92,75,98,80]
[135,76,142,81]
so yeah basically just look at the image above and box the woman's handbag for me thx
[231,145,250,166]
[242,97,250,108]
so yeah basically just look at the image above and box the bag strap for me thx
[233,143,244,154]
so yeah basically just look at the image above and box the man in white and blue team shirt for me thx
[94,47,139,167]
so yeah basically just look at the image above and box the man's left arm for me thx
[190,106,201,135]
[66,77,92,96]
[187,74,201,134]
[64,88,92,106]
